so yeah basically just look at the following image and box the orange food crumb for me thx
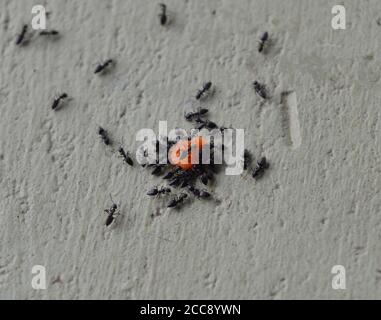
[169,136,207,170]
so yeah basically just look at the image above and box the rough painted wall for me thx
[0,0,380,299]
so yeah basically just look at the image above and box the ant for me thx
[252,157,269,179]
[180,179,191,188]
[16,25,28,45]
[258,31,269,53]
[167,193,188,208]
[118,146,133,166]
[163,171,175,180]
[150,164,165,176]
[188,186,211,199]
[159,3,168,26]
[195,82,213,100]
[51,93,68,110]
[195,118,218,130]
[104,195,120,227]
[163,167,182,180]
[168,176,182,187]
[253,81,267,100]
[185,108,209,121]
[40,30,59,36]
[98,127,112,146]
[200,171,212,185]
[94,59,114,74]
[147,186,171,197]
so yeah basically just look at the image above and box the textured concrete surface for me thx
[0,0,380,299]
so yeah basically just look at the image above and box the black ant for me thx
[98,127,112,146]
[195,118,218,130]
[190,165,213,185]
[147,186,171,197]
[185,108,208,121]
[16,25,28,45]
[159,3,168,26]
[188,186,211,199]
[199,190,211,199]
[163,167,181,180]
[252,157,269,179]
[181,179,190,188]
[118,146,133,166]
[174,170,193,188]
[258,31,269,53]
[200,171,212,185]
[167,193,188,208]
[104,195,120,227]
[169,177,182,187]
[51,93,68,110]
[150,164,165,176]
[94,59,114,74]
[253,81,267,100]
[196,82,213,100]
[163,171,175,180]
[39,30,59,36]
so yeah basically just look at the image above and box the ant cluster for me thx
[134,82,219,209]
[140,80,270,211]
[142,135,219,209]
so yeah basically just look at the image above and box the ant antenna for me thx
[109,194,116,205]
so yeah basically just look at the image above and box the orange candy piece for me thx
[169,136,206,170]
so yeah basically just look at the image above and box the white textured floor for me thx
[0,0,380,299]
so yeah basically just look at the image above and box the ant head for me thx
[205,82,212,89]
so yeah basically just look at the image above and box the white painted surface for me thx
[0,0,380,299]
